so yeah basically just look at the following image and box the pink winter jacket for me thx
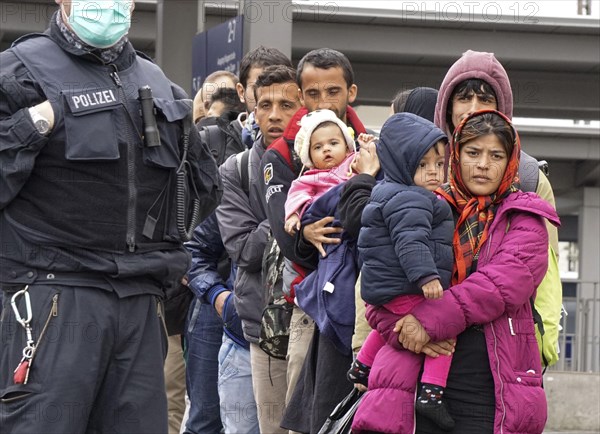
[284,152,355,221]
[352,191,560,434]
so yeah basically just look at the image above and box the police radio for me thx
[138,86,161,148]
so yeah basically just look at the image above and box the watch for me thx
[28,106,51,136]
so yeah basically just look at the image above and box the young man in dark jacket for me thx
[260,48,370,433]
[217,65,301,434]
[184,48,292,434]
[0,2,220,432]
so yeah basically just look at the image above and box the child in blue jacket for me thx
[349,113,455,430]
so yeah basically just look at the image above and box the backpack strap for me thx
[199,125,225,165]
[236,149,251,197]
[530,297,549,371]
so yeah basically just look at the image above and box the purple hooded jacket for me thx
[433,50,554,204]
[352,191,560,434]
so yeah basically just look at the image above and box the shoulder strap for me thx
[236,149,251,196]
[199,125,224,164]
[530,297,549,371]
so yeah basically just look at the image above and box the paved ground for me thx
[544,431,599,433]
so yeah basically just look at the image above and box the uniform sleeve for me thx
[0,51,50,209]
[217,155,269,273]
[411,211,549,341]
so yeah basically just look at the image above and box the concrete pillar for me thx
[240,0,293,58]
[156,0,199,94]
[197,0,206,34]
[577,187,600,371]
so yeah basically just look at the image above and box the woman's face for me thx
[459,133,508,196]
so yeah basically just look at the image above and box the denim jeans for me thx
[218,335,259,434]
[183,299,224,434]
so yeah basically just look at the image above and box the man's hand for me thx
[422,279,443,299]
[214,290,232,317]
[393,314,431,354]
[351,139,380,177]
[420,339,456,358]
[302,216,342,258]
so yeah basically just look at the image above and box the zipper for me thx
[491,322,506,433]
[110,67,137,253]
[29,293,59,370]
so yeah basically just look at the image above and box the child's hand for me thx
[285,214,301,235]
[351,140,380,177]
[422,279,443,299]
[357,133,376,147]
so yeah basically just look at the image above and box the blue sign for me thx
[192,16,243,94]
[191,32,207,95]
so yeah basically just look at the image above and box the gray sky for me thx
[298,0,600,19]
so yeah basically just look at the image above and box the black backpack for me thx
[198,116,246,167]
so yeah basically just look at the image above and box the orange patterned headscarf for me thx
[437,110,521,284]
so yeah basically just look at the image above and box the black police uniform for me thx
[0,13,220,433]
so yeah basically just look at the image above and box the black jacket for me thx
[0,13,220,295]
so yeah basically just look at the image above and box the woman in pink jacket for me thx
[352,109,559,434]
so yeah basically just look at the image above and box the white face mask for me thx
[63,1,132,48]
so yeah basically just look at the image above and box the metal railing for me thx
[551,280,600,372]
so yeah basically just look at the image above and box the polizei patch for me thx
[65,87,120,113]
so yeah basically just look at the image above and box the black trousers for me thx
[0,284,168,434]
[281,326,354,434]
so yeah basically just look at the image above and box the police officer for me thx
[0,1,220,432]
